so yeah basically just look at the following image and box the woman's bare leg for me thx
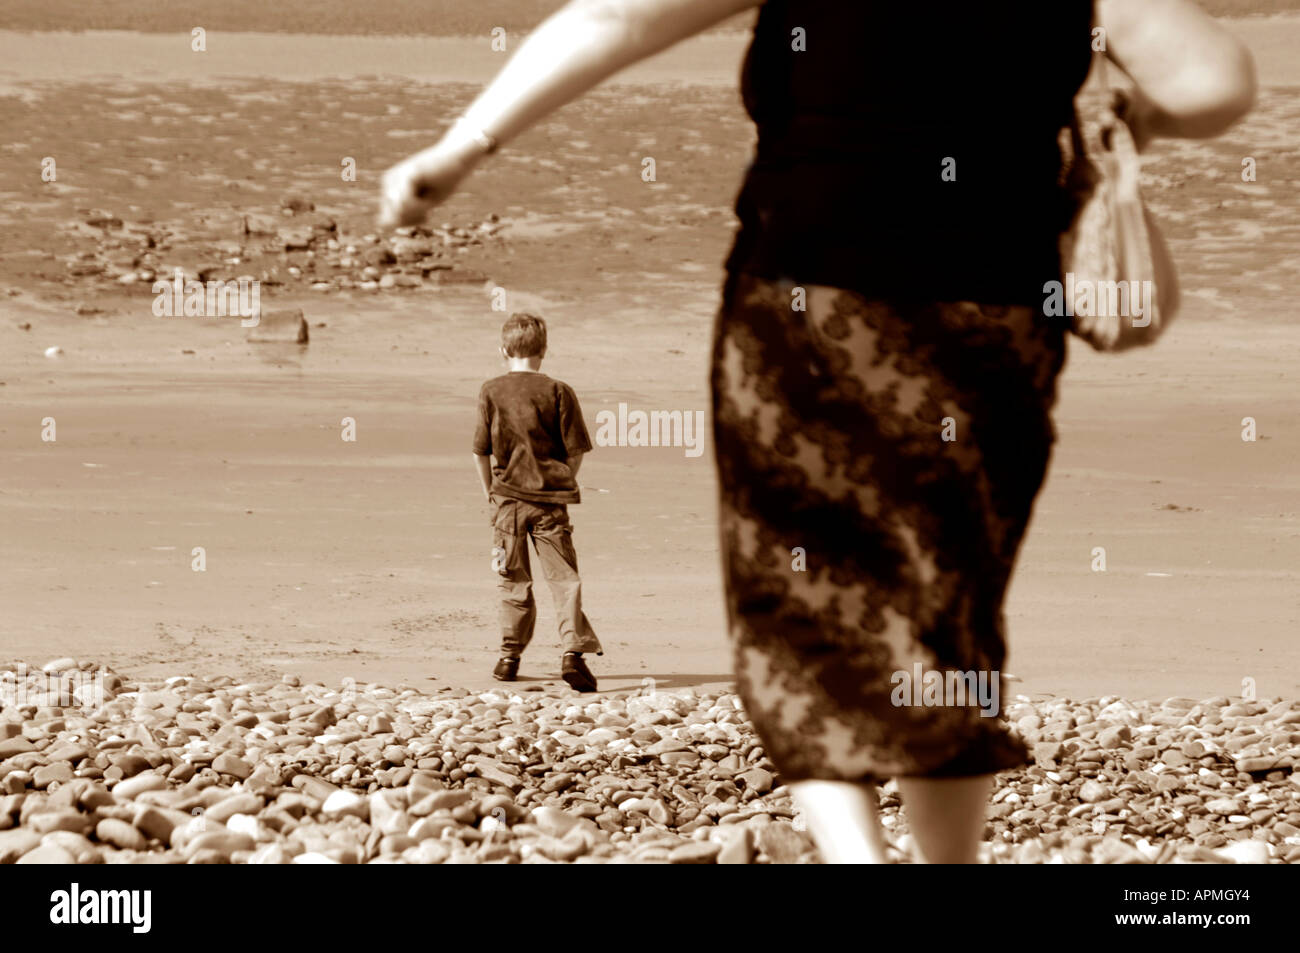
[788,779,890,864]
[895,775,992,864]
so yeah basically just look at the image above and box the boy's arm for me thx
[472,453,494,501]
[558,384,593,476]
[472,384,494,500]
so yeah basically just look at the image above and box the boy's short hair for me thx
[501,313,547,358]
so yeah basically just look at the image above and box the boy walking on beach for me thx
[472,313,602,692]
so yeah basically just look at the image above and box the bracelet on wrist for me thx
[452,120,498,156]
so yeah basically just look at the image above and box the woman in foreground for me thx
[380,0,1254,863]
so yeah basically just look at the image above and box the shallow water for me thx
[0,16,1298,87]
[0,30,749,88]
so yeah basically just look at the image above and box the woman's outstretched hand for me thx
[376,0,763,229]
[378,140,480,228]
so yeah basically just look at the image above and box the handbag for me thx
[1058,55,1179,351]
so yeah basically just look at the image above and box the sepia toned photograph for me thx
[0,0,1296,917]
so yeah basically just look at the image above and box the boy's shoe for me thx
[493,657,520,681]
[561,652,597,693]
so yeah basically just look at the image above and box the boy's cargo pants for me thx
[491,497,602,658]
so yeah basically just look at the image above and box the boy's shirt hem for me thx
[491,483,581,506]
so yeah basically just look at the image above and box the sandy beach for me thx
[1,20,1298,706]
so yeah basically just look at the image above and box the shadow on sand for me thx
[599,673,734,691]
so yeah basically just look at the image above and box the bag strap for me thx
[1069,48,1109,162]
[1095,46,1110,94]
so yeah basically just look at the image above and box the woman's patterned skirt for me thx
[711,272,1067,782]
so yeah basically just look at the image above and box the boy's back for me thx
[472,312,601,692]
[473,371,591,504]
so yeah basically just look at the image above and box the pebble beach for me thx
[1,659,1296,864]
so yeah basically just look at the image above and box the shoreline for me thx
[1,15,1299,87]
[0,6,1296,35]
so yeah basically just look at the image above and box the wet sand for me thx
[0,30,749,87]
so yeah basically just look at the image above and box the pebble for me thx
[1033,742,1064,766]
[42,831,103,864]
[132,805,188,844]
[757,822,809,864]
[28,811,94,836]
[291,851,339,864]
[113,773,167,800]
[738,768,774,795]
[248,843,290,864]
[32,763,74,789]
[204,793,264,823]
[1096,725,1131,748]
[535,830,588,862]
[96,818,147,851]
[716,827,755,865]
[368,791,409,835]
[668,840,721,864]
[0,737,36,759]
[321,790,369,821]
[1077,780,1109,804]
[2,658,1297,865]
[541,772,576,794]
[1236,756,1279,774]
[1206,798,1243,817]
[212,753,253,780]
[0,829,42,863]
[16,843,77,864]
[290,775,339,801]
[182,829,256,860]
[224,813,265,841]
[415,790,473,813]
[415,839,451,864]
[407,817,452,842]
[532,805,589,839]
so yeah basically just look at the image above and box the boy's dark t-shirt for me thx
[473,371,593,504]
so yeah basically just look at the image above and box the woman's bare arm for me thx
[460,0,760,151]
[1098,0,1256,142]
[380,0,761,225]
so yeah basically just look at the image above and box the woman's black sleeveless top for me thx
[725,0,1095,306]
